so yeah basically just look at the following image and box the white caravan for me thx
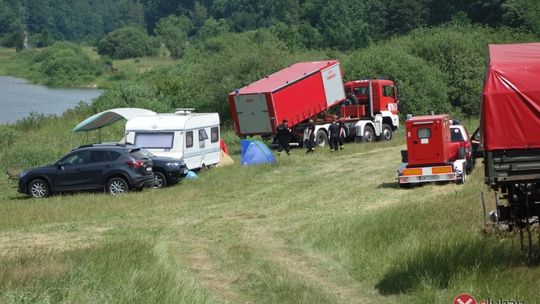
[125,110,221,170]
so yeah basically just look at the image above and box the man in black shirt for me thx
[276,119,291,156]
[328,119,340,151]
[306,119,316,153]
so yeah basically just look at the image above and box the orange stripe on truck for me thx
[432,166,453,174]
[402,168,422,176]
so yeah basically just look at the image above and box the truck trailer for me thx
[397,114,471,186]
[228,60,400,146]
[478,43,540,252]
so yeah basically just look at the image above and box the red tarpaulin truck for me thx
[397,114,472,186]
[228,60,400,146]
[477,43,540,245]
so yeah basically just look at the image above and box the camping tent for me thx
[240,140,276,166]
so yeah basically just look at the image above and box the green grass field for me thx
[1,124,539,303]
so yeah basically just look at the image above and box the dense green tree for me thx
[155,15,193,58]
[97,26,159,59]
[503,0,540,35]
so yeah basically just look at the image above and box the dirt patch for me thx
[0,226,111,257]
[185,240,246,304]
[244,226,376,303]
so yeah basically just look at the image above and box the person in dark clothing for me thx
[276,119,291,156]
[328,119,340,151]
[338,120,346,150]
[306,119,316,153]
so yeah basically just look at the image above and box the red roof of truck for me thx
[482,43,540,151]
[231,60,339,95]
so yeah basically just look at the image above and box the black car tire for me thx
[457,163,466,184]
[153,172,167,188]
[107,177,129,195]
[379,124,393,141]
[363,125,375,143]
[29,178,50,198]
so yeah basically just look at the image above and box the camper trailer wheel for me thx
[153,172,167,188]
[29,179,50,198]
[316,130,328,147]
[363,125,375,143]
[107,177,129,195]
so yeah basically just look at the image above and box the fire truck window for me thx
[451,128,464,142]
[383,85,395,98]
[353,87,368,96]
[417,128,431,139]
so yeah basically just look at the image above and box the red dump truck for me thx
[477,43,540,246]
[228,60,400,146]
[397,115,472,186]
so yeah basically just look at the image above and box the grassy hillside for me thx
[1,128,539,303]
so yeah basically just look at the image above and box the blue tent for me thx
[240,140,276,166]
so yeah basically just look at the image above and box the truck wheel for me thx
[466,157,475,174]
[379,124,393,141]
[29,178,50,198]
[343,93,359,106]
[457,163,466,184]
[316,130,328,147]
[363,125,375,143]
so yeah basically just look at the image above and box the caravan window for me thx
[135,132,174,149]
[199,129,208,149]
[199,129,209,141]
[186,131,193,148]
[211,127,219,143]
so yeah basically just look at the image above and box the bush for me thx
[97,27,159,59]
[32,42,102,86]
[342,46,451,116]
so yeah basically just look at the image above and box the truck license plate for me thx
[146,167,152,172]
[419,175,439,181]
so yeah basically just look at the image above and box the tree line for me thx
[1,0,539,50]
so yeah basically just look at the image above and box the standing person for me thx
[305,119,316,153]
[276,119,291,156]
[328,119,340,152]
[338,119,346,150]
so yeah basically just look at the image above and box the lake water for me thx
[0,76,103,124]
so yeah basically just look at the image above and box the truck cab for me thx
[397,114,469,186]
[449,123,474,173]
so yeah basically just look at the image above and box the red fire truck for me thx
[228,60,400,145]
[397,114,472,186]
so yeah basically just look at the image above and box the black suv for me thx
[139,150,188,188]
[18,144,154,198]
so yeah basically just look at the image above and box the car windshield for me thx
[140,149,156,158]
[451,128,464,142]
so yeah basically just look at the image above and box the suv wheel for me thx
[153,172,167,188]
[107,177,129,195]
[29,179,49,198]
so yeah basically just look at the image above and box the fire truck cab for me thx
[397,114,469,186]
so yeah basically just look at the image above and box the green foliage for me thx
[155,15,193,58]
[33,42,102,86]
[343,46,450,116]
[503,0,540,36]
[97,27,159,59]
